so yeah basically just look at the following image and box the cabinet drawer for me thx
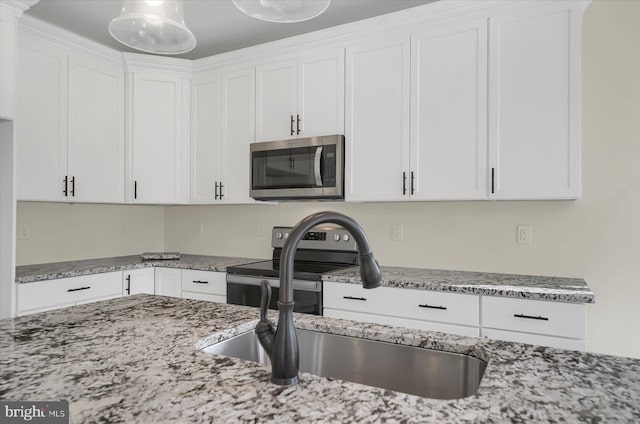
[481,296,585,339]
[17,272,122,313]
[182,291,226,304]
[323,281,479,326]
[181,270,226,296]
[324,308,480,338]
[482,328,585,351]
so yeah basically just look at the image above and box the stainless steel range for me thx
[226,225,358,315]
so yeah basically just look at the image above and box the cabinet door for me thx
[345,34,411,201]
[190,71,221,203]
[129,72,187,204]
[218,66,255,204]
[0,8,18,119]
[123,268,155,296]
[16,38,67,201]
[155,267,181,298]
[488,3,581,199]
[255,58,297,142]
[410,19,487,200]
[297,47,344,138]
[68,55,124,203]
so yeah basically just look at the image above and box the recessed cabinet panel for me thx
[489,5,581,199]
[298,49,344,137]
[345,34,411,201]
[123,268,155,295]
[255,59,297,142]
[410,20,487,200]
[191,71,221,203]
[16,40,67,201]
[155,267,182,298]
[67,55,124,203]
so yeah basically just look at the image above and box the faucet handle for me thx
[259,279,272,322]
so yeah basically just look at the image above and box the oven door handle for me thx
[226,275,321,292]
[314,146,323,187]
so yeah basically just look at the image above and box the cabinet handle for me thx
[219,182,224,199]
[193,280,209,284]
[134,181,138,200]
[290,115,295,136]
[215,181,219,200]
[70,176,75,197]
[418,304,447,310]
[63,176,68,197]
[514,313,549,321]
[402,172,407,195]
[410,171,415,195]
[343,296,366,301]
[296,114,301,135]
[67,286,91,292]
[491,168,495,194]
[126,275,131,295]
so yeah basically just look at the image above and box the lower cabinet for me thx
[181,270,227,303]
[480,296,586,351]
[323,281,480,337]
[17,271,122,315]
[123,268,155,296]
[154,267,182,298]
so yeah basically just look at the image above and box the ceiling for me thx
[26,0,435,60]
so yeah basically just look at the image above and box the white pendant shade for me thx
[109,0,196,55]
[233,0,331,23]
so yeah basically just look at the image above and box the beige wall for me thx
[16,0,639,358]
[16,202,165,265]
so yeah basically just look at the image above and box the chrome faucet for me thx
[255,211,382,386]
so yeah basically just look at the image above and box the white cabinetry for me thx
[17,272,122,315]
[488,3,582,199]
[123,268,155,296]
[124,54,190,204]
[345,34,410,201]
[323,281,480,337]
[154,267,182,298]
[16,34,124,203]
[255,47,344,142]
[410,19,487,200]
[481,296,586,351]
[181,270,227,303]
[0,2,32,119]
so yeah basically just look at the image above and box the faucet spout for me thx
[256,211,382,386]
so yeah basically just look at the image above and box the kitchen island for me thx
[1,295,637,423]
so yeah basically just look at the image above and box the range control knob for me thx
[343,234,350,242]
[333,233,341,242]
[276,232,283,239]
[284,233,289,239]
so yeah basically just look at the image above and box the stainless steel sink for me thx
[204,329,486,399]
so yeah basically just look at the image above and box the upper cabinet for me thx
[488,3,582,199]
[124,55,191,204]
[190,65,255,204]
[410,19,488,201]
[345,34,411,202]
[16,32,124,203]
[255,47,344,142]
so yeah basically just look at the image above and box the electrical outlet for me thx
[517,225,532,245]
[256,224,264,236]
[120,222,127,237]
[18,224,31,240]
[391,224,403,241]
[195,221,204,236]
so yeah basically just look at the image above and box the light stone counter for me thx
[0,295,636,423]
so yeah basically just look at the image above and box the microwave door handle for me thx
[314,146,323,187]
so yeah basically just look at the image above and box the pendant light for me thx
[232,0,331,23]
[109,0,196,55]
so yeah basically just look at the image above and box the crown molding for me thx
[122,52,192,76]
[0,0,38,17]
[18,15,122,66]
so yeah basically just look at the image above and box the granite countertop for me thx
[323,266,595,304]
[15,254,263,283]
[0,295,637,423]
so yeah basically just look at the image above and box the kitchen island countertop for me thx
[0,295,636,423]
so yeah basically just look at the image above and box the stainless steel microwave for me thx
[250,135,344,201]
